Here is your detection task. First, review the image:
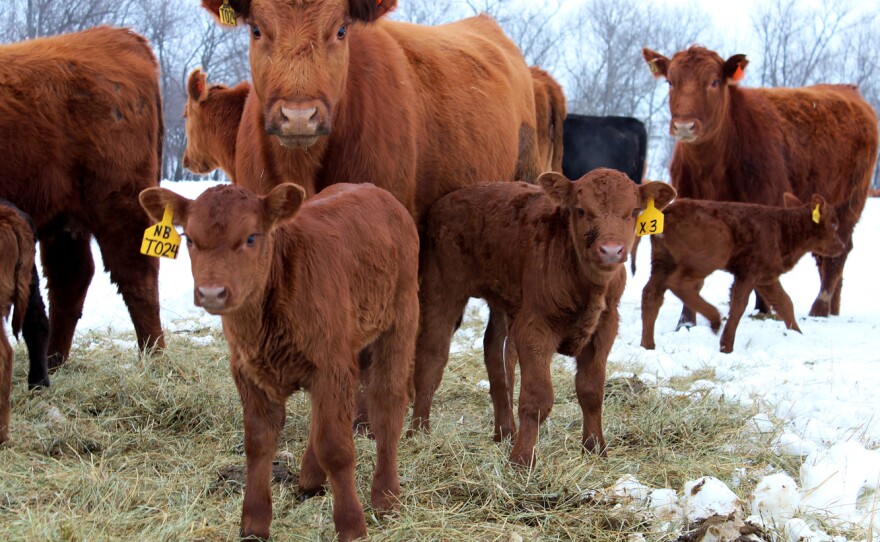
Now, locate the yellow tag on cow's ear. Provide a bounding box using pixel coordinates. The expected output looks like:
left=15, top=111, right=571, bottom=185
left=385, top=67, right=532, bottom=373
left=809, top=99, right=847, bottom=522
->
left=812, top=204, right=821, bottom=224
left=141, top=205, right=181, bottom=259
left=219, top=0, right=237, bottom=27
left=637, top=198, right=665, bottom=237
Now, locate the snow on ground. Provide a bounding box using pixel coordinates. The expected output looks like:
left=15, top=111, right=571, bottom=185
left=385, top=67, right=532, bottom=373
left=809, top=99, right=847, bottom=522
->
left=7, top=181, right=879, bottom=539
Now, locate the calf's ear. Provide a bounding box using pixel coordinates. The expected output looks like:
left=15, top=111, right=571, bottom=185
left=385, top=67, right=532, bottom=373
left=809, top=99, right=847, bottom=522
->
left=639, top=181, right=676, bottom=210
left=263, top=183, right=306, bottom=228
left=538, top=171, right=573, bottom=206
left=783, top=193, right=803, bottom=208
left=139, top=188, right=191, bottom=227
left=810, top=194, right=830, bottom=220
left=187, top=69, right=209, bottom=103
left=643, top=48, right=670, bottom=79
left=201, top=0, right=250, bottom=24
left=349, top=0, right=397, bottom=22
left=723, top=54, right=748, bottom=85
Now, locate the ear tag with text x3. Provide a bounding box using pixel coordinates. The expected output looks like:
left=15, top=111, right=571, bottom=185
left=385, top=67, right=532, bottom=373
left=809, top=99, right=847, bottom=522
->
left=141, top=205, right=181, bottom=259
left=637, top=198, right=664, bottom=237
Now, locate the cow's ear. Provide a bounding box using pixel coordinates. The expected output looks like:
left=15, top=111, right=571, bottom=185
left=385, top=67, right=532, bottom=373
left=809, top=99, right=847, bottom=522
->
left=723, top=54, right=748, bottom=85
left=642, top=48, right=670, bottom=80
left=187, top=69, right=209, bottom=103
left=348, top=0, right=396, bottom=22
left=783, top=192, right=803, bottom=208
left=201, top=0, right=250, bottom=24
left=263, top=183, right=306, bottom=228
left=639, top=181, right=676, bottom=210
left=139, top=188, right=191, bottom=227
left=538, top=171, right=573, bottom=206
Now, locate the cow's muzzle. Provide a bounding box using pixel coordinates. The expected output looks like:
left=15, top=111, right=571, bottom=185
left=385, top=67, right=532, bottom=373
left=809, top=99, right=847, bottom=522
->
left=265, top=99, right=331, bottom=148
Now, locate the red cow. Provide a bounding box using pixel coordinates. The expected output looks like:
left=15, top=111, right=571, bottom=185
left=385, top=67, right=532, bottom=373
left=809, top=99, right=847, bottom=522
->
left=641, top=195, right=846, bottom=353
left=530, top=66, right=567, bottom=173
left=412, top=169, right=676, bottom=467
left=642, top=46, right=878, bottom=322
left=140, top=182, right=419, bottom=541
left=0, top=26, right=165, bottom=365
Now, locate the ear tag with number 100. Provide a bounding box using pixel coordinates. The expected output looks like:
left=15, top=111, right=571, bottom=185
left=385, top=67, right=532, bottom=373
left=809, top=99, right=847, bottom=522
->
left=637, top=198, right=664, bottom=237
left=219, top=0, right=237, bottom=26
left=141, top=205, right=181, bottom=259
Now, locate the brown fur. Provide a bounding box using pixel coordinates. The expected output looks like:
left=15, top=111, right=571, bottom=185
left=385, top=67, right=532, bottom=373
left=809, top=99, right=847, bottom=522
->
left=201, top=0, right=540, bottom=221
left=0, top=206, right=37, bottom=443
left=412, top=169, right=676, bottom=467
left=140, top=182, right=419, bottom=542
left=183, top=69, right=250, bottom=179
left=0, top=26, right=165, bottom=365
left=530, top=66, right=567, bottom=173
left=643, top=46, right=879, bottom=318
left=641, top=195, right=846, bottom=353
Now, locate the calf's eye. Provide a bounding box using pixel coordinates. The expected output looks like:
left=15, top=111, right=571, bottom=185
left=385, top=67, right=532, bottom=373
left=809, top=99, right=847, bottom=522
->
left=251, top=25, right=261, bottom=40
left=576, top=208, right=586, bottom=218
left=337, top=25, right=347, bottom=40
left=246, top=234, right=257, bottom=247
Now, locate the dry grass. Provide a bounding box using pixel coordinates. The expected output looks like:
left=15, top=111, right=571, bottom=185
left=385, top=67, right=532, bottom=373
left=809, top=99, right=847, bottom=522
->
left=0, top=314, right=792, bottom=542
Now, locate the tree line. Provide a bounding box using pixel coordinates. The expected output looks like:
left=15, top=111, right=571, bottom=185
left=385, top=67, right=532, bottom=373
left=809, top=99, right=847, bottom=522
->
left=2, top=0, right=878, bottom=184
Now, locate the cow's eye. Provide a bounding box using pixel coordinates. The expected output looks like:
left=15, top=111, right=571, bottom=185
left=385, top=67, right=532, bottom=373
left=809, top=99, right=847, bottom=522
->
left=251, top=25, right=261, bottom=40
left=710, top=79, right=719, bottom=88
left=832, top=221, right=839, bottom=231
left=337, top=24, right=347, bottom=40
left=184, top=235, right=193, bottom=248
left=246, top=234, right=257, bottom=247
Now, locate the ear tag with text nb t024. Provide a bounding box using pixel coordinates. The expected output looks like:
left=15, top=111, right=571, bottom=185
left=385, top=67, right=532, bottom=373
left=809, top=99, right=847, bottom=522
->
left=637, top=198, right=664, bottom=237
left=219, top=0, right=237, bottom=26
left=141, top=205, right=181, bottom=259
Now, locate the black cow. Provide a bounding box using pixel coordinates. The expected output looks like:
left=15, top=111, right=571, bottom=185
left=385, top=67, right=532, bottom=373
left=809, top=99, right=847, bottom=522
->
left=562, top=115, right=647, bottom=184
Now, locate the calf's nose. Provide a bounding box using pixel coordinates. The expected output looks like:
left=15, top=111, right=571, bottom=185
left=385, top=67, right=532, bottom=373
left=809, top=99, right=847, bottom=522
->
left=196, top=286, right=228, bottom=309
left=598, top=243, right=625, bottom=264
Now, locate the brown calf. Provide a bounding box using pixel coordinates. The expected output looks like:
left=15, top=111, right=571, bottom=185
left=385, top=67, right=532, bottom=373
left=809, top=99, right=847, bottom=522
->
left=641, top=195, right=846, bottom=354
left=182, top=69, right=250, bottom=180
left=412, top=169, right=676, bottom=466
left=140, top=183, right=419, bottom=542
left=0, top=203, right=43, bottom=443
left=530, top=66, right=567, bottom=173
left=0, top=26, right=165, bottom=366
left=643, top=46, right=878, bottom=321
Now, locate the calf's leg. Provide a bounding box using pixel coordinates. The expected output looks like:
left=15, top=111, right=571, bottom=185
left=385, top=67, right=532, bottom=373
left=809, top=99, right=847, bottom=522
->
left=509, top=321, right=556, bottom=468
left=640, top=270, right=669, bottom=350
left=667, top=270, right=721, bottom=332
left=0, top=331, right=12, bottom=444
left=483, top=308, right=516, bottom=441
left=756, top=280, right=801, bottom=333
left=720, top=277, right=756, bottom=353
left=23, top=265, right=50, bottom=389
left=577, top=307, right=619, bottom=456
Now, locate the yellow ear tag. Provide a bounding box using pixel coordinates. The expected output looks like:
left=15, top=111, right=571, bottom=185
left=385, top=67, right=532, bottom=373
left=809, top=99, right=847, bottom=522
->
left=141, top=205, right=181, bottom=259
left=219, top=0, right=237, bottom=27
left=637, top=198, right=665, bottom=237
left=812, top=204, right=821, bottom=224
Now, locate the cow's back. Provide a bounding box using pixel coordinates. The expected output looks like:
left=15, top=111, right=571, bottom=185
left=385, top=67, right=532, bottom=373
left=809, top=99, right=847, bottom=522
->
left=381, top=15, right=539, bottom=216
left=0, top=26, right=162, bottom=225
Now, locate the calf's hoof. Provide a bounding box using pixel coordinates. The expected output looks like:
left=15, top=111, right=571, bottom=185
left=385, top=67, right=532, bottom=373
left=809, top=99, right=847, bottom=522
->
left=809, top=301, right=830, bottom=318
left=508, top=448, right=536, bottom=468
left=297, top=485, right=327, bottom=502
left=239, top=528, right=270, bottom=541
left=675, top=320, right=696, bottom=331
left=582, top=436, right=607, bottom=457
left=640, top=340, right=655, bottom=350
left=493, top=424, right=516, bottom=443
left=719, top=343, right=733, bottom=354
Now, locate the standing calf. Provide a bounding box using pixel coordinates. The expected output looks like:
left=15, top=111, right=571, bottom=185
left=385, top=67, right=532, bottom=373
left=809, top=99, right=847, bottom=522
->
left=641, top=195, right=846, bottom=354
left=140, top=183, right=419, bottom=542
left=412, top=169, right=675, bottom=466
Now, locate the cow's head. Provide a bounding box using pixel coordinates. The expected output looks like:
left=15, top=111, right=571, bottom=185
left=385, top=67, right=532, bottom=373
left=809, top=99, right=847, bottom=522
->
left=538, top=169, right=676, bottom=272
left=783, top=193, right=846, bottom=257
left=201, top=0, right=396, bottom=149
left=139, top=183, right=305, bottom=314
left=643, top=46, right=748, bottom=143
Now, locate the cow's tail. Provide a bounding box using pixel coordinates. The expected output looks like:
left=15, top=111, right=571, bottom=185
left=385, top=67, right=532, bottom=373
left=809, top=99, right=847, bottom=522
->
left=548, top=82, right=566, bottom=173
left=155, top=83, right=165, bottom=184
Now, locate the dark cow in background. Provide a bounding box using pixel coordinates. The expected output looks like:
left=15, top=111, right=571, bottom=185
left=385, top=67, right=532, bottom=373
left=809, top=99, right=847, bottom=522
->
left=0, top=26, right=166, bottom=366
left=641, top=195, right=846, bottom=353
left=141, top=183, right=419, bottom=542
left=643, top=46, right=878, bottom=323
left=0, top=201, right=50, bottom=444
left=530, top=66, right=567, bottom=172
left=412, top=169, right=676, bottom=467
left=562, top=115, right=647, bottom=184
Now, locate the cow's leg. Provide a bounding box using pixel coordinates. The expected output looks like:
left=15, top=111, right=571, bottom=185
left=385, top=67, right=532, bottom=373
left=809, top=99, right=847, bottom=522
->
left=667, top=271, right=721, bottom=332
left=0, top=331, right=12, bottom=444
left=577, top=306, right=619, bottom=456
left=409, top=289, right=469, bottom=436
left=231, top=366, right=286, bottom=540
left=754, top=292, right=771, bottom=315
left=41, top=231, right=94, bottom=368
left=720, top=277, right=756, bottom=353
left=484, top=308, right=516, bottom=442
left=367, top=316, right=416, bottom=513
left=310, top=365, right=365, bottom=542
left=92, top=213, right=164, bottom=355
left=810, top=248, right=850, bottom=317
left=23, top=265, right=50, bottom=389
left=756, top=280, right=801, bottom=333
left=353, top=348, right=372, bottom=436
left=640, top=269, right=669, bottom=350
left=509, top=321, right=556, bottom=468
left=298, top=412, right=327, bottom=500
